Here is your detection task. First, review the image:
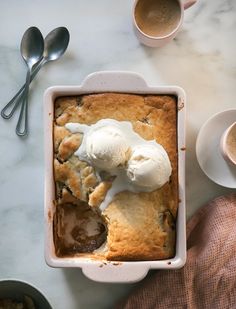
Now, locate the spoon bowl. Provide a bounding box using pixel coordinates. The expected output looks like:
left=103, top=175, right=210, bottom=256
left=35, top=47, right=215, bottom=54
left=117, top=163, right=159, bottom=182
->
left=43, top=27, right=70, bottom=62
left=21, top=27, right=44, bottom=68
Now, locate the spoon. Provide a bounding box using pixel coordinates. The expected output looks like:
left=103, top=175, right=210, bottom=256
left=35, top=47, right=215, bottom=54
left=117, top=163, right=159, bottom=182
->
left=1, top=27, right=70, bottom=119
left=15, top=27, right=44, bottom=136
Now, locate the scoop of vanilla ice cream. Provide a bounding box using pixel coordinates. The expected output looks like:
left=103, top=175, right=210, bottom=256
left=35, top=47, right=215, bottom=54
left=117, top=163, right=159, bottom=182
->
left=86, top=125, right=130, bottom=170
left=127, top=144, right=172, bottom=191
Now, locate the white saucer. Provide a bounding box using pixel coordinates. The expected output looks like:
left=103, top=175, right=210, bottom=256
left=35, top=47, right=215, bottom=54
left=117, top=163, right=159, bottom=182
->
left=196, top=109, right=236, bottom=188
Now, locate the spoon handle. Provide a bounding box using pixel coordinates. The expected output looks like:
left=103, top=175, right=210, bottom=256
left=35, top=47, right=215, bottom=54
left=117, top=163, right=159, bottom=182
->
left=15, top=69, right=31, bottom=136
left=0, top=58, right=44, bottom=119
left=1, top=85, right=25, bottom=119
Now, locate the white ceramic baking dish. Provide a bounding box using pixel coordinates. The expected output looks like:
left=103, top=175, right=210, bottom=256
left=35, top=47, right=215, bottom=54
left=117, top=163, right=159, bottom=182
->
left=44, top=71, right=186, bottom=283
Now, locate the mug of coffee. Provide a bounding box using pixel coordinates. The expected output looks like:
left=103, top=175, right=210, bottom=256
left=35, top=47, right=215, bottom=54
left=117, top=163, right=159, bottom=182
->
left=133, top=0, right=197, bottom=47
left=220, top=122, right=236, bottom=166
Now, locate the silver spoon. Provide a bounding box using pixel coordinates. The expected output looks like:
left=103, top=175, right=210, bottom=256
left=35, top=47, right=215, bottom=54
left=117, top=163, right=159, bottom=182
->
left=15, top=27, right=44, bottom=136
left=1, top=27, right=70, bottom=119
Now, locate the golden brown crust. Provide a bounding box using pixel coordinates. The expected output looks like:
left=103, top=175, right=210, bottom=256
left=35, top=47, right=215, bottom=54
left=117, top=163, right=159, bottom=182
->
left=104, top=191, right=175, bottom=260
left=53, top=93, right=178, bottom=261
left=89, top=181, right=113, bottom=207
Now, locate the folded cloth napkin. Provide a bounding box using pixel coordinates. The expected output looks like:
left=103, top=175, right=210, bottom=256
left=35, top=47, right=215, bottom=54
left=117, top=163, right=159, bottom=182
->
left=116, top=194, right=236, bottom=309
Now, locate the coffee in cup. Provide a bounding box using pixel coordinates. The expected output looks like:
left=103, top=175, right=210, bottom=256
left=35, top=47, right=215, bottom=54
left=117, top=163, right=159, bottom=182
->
left=221, top=122, right=236, bottom=165
left=133, top=0, right=197, bottom=47
left=135, top=0, right=181, bottom=38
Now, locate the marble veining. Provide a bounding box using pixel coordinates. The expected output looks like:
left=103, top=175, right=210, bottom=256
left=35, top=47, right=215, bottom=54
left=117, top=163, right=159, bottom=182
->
left=0, top=0, right=235, bottom=308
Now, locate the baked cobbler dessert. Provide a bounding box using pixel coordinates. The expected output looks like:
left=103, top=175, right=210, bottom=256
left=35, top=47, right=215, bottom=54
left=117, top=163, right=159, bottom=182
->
left=53, top=93, right=178, bottom=261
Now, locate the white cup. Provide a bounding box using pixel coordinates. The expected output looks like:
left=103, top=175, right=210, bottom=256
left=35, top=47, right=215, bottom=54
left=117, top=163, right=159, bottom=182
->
left=133, top=0, right=197, bottom=47
left=220, top=122, right=236, bottom=166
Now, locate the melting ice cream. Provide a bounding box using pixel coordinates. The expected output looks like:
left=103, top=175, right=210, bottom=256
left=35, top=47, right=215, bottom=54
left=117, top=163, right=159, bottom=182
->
left=66, top=119, right=172, bottom=211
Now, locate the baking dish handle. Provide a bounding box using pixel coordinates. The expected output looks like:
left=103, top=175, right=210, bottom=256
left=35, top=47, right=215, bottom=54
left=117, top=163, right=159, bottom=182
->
left=81, top=71, right=149, bottom=92
left=82, top=263, right=149, bottom=283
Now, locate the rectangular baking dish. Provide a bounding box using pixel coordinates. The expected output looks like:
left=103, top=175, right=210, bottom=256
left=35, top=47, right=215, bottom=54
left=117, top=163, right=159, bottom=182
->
left=44, top=71, right=186, bottom=283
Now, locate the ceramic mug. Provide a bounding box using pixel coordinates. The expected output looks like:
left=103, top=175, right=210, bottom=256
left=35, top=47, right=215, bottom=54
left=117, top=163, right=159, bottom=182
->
left=220, top=122, right=236, bottom=166
left=133, top=0, right=197, bottom=47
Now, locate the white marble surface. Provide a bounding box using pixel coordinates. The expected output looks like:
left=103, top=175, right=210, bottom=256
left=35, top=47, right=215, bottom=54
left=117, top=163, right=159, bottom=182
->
left=0, top=0, right=235, bottom=308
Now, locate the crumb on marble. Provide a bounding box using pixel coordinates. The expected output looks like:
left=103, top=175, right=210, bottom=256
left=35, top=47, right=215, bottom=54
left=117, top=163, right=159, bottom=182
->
left=178, top=101, right=184, bottom=111
left=112, top=262, right=122, bottom=266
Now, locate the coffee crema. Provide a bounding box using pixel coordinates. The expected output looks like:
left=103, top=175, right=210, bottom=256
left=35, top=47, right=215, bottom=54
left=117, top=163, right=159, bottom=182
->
left=135, top=0, right=181, bottom=37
